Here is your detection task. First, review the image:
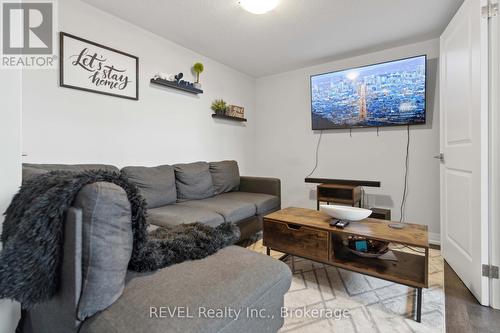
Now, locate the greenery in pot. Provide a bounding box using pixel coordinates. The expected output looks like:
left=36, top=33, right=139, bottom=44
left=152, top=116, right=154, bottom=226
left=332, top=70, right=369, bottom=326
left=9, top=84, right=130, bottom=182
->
left=211, top=99, right=228, bottom=115
left=193, top=62, right=204, bottom=83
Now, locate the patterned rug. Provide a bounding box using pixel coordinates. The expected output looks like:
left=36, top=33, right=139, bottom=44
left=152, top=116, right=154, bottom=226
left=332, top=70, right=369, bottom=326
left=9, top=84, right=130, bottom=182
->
left=244, top=238, right=444, bottom=333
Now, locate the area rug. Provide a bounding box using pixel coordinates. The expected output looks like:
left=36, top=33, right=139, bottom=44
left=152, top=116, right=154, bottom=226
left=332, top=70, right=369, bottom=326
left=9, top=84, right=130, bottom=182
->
left=245, top=238, right=444, bottom=332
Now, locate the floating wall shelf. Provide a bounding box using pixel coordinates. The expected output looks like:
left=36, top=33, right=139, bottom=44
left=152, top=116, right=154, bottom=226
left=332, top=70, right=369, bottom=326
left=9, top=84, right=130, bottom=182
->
left=150, top=78, right=203, bottom=94
left=212, top=114, right=247, bottom=122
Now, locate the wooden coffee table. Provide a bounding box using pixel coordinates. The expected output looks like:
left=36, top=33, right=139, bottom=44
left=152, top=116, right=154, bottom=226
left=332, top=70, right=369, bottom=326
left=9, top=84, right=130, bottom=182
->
left=263, top=207, right=429, bottom=322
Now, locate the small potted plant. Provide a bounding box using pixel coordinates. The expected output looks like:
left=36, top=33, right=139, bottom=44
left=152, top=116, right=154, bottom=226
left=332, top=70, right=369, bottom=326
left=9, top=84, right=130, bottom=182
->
left=192, top=62, right=204, bottom=89
left=211, top=99, right=228, bottom=116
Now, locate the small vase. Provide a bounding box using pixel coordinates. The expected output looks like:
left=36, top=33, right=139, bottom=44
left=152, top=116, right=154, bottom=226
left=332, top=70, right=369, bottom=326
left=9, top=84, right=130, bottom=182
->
left=193, top=82, right=202, bottom=89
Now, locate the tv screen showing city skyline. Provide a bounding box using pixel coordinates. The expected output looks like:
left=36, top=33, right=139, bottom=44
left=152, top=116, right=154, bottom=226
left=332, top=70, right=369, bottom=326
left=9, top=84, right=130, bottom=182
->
left=310, top=55, right=426, bottom=129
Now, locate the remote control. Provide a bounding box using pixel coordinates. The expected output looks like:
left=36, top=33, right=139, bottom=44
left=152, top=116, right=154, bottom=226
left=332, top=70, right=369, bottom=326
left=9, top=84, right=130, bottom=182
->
left=329, top=219, right=350, bottom=228
left=329, top=219, right=340, bottom=227
left=335, top=220, right=350, bottom=228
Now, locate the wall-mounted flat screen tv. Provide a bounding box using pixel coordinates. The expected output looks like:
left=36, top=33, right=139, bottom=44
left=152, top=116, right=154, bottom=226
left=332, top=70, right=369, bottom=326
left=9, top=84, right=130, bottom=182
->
left=310, top=55, right=426, bottom=130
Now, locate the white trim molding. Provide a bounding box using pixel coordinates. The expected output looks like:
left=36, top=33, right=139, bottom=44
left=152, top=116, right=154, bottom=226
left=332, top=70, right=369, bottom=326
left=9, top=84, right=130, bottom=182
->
left=488, top=0, right=500, bottom=310
left=429, top=232, right=441, bottom=247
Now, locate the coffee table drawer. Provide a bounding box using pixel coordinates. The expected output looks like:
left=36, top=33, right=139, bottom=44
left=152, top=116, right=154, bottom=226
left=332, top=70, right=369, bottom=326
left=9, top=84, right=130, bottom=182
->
left=263, top=219, right=329, bottom=261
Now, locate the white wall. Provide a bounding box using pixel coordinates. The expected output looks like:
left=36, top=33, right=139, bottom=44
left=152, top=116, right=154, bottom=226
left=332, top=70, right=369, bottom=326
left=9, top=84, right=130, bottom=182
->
left=253, top=39, right=441, bottom=243
left=0, top=69, right=22, bottom=332
left=22, top=0, right=256, bottom=173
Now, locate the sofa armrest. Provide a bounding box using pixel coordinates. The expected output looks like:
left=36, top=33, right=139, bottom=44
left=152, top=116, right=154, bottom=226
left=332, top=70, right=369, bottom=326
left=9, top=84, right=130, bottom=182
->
left=20, top=207, right=83, bottom=333
left=239, top=176, right=281, bottom=199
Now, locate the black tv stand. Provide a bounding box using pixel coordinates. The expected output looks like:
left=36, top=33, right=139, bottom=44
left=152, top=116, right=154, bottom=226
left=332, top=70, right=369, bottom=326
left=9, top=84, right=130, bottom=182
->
left=305, top=178, right=381, bottom=188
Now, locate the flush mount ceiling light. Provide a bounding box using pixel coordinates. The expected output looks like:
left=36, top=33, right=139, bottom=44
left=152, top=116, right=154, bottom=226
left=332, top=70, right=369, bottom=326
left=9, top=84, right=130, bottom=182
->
left=239, top=0, right=279, bottom=14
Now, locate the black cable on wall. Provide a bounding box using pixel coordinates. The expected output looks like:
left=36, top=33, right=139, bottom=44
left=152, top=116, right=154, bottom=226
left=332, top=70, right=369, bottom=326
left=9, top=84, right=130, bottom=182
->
left=305, top=130, right=323, bottom=178
left=400, top=125, right=410, bottom=222
left=306, top=126, right=411, bottom=224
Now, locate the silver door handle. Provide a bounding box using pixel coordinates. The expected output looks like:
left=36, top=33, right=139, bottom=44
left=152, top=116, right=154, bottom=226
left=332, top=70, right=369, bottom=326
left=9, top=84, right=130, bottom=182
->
left=433, top=153, right=444, bottom=162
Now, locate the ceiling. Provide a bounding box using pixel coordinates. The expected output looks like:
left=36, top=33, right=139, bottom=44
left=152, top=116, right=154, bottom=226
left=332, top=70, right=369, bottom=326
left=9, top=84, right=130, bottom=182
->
left=82, top=0, right=463, bottom=77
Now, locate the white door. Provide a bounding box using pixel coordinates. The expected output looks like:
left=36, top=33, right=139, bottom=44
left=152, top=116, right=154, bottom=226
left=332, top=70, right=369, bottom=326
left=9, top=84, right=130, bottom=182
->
left=440, top=0, right=489, bottom=304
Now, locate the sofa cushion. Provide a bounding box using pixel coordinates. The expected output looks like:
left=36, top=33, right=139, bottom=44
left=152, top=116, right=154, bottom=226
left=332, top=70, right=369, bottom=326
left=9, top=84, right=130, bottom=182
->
left=73, top=182, right=133, bottom=321
left=218, top=192, right=280, bottom=214
left=147, top=204, right=225, bottom=228
left=174, top=162, right=214, bottom=201
left=209, top=160, right=240, bottom=194
left=80, top=246, right=292, bottom=333
left=23, top=163, right=119, bottom=173
left=178, top=196, right=256, bottom=223
left=121, top=165, right=176, bottom=209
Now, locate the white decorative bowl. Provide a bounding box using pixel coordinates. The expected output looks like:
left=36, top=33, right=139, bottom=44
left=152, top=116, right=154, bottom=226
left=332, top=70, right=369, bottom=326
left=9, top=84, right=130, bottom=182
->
left=320, top=205, right=372, bottom=221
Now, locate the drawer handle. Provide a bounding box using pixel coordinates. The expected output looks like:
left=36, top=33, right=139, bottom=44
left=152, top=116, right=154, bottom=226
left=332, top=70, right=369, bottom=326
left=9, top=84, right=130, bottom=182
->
left=286, top=223, right=302, bottom=230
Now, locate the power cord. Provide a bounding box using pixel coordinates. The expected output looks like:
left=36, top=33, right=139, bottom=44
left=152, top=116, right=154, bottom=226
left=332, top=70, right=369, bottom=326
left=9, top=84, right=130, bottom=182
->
left=303, top=125, right=423, bottom=254
left=305, top=130, right=323, bottom=178
left=360, top=187, right=364, bottom=208
left=399, top=125, right=410, bottom=223
left=361, top=186, right=367, bottom=208
left=395, top=125, right=426, bottom=253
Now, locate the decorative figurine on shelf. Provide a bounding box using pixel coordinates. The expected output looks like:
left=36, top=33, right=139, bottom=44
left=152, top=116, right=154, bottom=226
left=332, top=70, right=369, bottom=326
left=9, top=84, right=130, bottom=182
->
left=178, top=79, right=194, bottom=88
left=153, top=72, right=166, bottom=80
left=192, top=62, right=204, bottom=90
left=211, top=99, right=228, bottom=116
left=227, top=105, right=245, bottom=119
left=153, top=71, right=201, bottom=91
left=154, top=73, right=176, bottom=82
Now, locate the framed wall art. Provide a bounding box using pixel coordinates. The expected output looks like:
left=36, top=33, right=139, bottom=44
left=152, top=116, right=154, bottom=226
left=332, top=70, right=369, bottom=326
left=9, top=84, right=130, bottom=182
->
left=59, top=32, right=139, bottom=100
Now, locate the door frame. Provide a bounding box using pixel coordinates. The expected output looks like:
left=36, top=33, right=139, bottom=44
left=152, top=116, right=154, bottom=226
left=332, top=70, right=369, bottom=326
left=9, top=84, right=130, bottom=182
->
left=479, top=0, right=491, bottom=307
left=489, top=0, right=500, bottom=310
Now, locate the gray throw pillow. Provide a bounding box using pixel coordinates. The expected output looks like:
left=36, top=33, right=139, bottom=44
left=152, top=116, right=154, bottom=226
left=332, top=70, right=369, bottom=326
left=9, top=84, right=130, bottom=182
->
left=209, top=160, right=240, bottom=194
left=121, top=165, right=177, bottom=208
left=74, top=182, right=133, bottom=321
left=174, top=162, right=215, bottom=201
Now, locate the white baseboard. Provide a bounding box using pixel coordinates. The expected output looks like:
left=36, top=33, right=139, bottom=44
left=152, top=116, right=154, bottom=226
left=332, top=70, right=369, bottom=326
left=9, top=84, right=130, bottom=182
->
left=428, top=232, right=441, bottom=246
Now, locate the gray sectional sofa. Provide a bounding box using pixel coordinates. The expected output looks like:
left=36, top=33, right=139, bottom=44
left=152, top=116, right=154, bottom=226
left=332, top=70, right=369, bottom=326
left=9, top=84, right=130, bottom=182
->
left=23, top=161, right=281, bottom=240
left=19, top=161, right=291, bottom=333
